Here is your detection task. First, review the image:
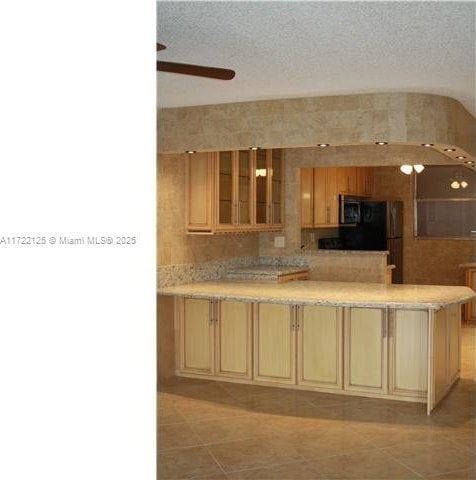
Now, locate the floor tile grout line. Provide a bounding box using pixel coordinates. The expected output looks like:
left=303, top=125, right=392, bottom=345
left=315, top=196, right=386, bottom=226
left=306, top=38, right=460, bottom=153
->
left=425, top=466, right=476, bottom=478
left=374, top=446, right=427, bottom=479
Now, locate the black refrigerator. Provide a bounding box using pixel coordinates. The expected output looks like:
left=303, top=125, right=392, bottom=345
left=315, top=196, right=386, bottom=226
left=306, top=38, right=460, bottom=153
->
left=340, top=201, right=404, bottom=283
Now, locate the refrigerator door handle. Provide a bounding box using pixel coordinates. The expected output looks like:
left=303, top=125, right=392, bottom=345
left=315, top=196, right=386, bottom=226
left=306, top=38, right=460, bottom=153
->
left=389, top=204, right=395, bottom=238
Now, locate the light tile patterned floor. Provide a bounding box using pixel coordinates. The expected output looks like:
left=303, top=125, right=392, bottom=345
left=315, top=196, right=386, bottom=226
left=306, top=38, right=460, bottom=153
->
left=158, top=326, right=476, bottom=479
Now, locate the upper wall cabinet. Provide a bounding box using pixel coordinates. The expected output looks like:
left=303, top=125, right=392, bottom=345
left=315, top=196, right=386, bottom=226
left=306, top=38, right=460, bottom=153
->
left=301, top=167, right=339, bottom=228
left=186, top=149, right=284, bottom=234
left=301, top=166, right=373, bottom=228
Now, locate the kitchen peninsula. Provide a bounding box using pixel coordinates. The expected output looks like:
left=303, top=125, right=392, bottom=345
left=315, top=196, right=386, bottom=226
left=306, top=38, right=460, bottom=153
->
left=158, top=280, right=474, bottom=415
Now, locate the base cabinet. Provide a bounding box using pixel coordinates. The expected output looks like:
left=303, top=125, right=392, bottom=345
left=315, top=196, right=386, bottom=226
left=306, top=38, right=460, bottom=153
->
left=297, top=305, right=343, bottom=389
left=429, top=304, right=461, bottom=410
left=464, top=268, right=476, bottom=322
left=344, top=308, right=388, bottom=394
left=388, top=310, right=428, bottom=398
left=253, top=303, right=296, bottom=384
left=174, top=297, right=459, bottom=413
left=177, top=297, right=252, bottom=380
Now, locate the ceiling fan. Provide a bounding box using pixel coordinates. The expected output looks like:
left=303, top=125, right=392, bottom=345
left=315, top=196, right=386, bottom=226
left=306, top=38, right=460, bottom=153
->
left=156, top=43, right=235, bottom=80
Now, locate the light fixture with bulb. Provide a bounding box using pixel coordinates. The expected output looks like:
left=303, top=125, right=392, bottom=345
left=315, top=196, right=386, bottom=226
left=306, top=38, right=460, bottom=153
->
left=375, top=141, right=387, bottom=145
left=450, top=172, right=469, bottom=189
left=249, top=146, right=260, bottom=151
left=185, top=150, right=196, bottom=154
left=400, top=164, right=425, bottom=175
left=317, top=143, right=329, bottom=148
left=444, top=148, right=456, bottom=152
left=422, top=143, right=433, bottom=147
left=456, top=156, right=466, bottom=160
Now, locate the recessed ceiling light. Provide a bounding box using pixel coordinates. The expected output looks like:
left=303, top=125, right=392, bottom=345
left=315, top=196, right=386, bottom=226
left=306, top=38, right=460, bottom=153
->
left=444, top=148, right=456, bottom=152
left=185, top=150, right=196, bottom=154
left=317, top=143, right=329, bottom=148
left=249, top=146, right=260, bottom=150
left=465, top=160, right=474, bottom=164
left=456, top=156, right=466, bottom=160
left=413, top=164, right=425, bottom=173
left=375, top=142, right=388, bottom=145
left=422, top=143, right=434, bottom=147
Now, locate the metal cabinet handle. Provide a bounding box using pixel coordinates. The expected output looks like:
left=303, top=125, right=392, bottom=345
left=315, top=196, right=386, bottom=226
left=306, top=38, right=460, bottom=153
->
left=209, top=301, right=214, bottom=325
left=382, top=315, right=387, bottom=338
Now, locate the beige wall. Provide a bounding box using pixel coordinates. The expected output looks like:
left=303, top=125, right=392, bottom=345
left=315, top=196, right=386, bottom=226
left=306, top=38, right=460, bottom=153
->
left=158, top=147, right=474, bottom=286
left=372, top=167, right=475, bottom=286
left=159, top=93, right=475, bottom=158
left=157, top=153, right=259, bottom=268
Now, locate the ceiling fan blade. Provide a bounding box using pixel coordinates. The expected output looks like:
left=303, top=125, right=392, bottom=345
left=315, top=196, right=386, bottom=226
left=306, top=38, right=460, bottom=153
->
left=157, top=61, right=235, bottom=80
left=156, top=43, right=166, bottom=51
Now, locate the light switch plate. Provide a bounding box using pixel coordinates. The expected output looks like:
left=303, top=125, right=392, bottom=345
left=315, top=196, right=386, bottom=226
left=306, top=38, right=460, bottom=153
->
left=274, top=236, right=285, bottom=248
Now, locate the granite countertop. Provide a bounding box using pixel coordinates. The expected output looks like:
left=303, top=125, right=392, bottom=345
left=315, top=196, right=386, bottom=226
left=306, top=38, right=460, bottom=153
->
left=224, top=265, right=309, bottom=281
left=158, top=280, right=475, bottom=310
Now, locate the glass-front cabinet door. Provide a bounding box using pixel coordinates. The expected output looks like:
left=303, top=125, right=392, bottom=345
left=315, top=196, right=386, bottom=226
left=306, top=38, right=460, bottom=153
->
left=217, top=151, right=234, bottom=226
left=255, top=149, right=269, bottom=225
left=270, top=149, right=283, bottom=226
left=237, top=150, right=252, bottom=227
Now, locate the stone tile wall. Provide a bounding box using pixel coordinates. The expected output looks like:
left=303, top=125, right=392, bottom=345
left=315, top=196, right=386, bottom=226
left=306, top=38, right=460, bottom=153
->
left=159, top=93, right=475, bottom=157
left=372, top=167, right=475, bottom=286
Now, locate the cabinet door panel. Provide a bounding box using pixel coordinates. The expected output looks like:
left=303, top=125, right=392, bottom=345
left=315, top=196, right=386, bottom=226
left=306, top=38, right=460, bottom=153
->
left=389, top=310, right=428, bottom=397
left=433, top=308, right=448, bottom=402
left=181, top=298, right=214, bottom=375
left=300, top=168, right=314, bottom=228
left=254, top=303, right=295, bottom=384
left=326, top=167, right=339, bottom=225
left=345, top=307, right=387, bottom=393
left=270, top=149, right=283, bottom=225
left=187, top=152, right=213, bottom=230
left=217, top=151, right=234, bottom=226
left=313, top=169, right=327, bottom=225
left=216, top=301, right=252, bottom=379
left=255, top=150, right=268, bottom=225
left=298, top=306, right=343, bottom=389
left=237, top=150, right=252, bottom=226
left=447, top=304, right=460, bottom=385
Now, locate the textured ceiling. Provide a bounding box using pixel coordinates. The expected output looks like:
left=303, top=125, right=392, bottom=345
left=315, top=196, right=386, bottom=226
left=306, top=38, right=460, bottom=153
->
left=157, top=1, right=476, bottom=116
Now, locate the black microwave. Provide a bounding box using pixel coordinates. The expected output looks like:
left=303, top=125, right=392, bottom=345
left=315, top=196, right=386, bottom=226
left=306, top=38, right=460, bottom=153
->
left=339, top=195, right=362, bottom=224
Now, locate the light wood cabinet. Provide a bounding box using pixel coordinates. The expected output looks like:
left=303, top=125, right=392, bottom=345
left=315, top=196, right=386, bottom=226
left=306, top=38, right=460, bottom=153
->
left=297, top=306, right=343, bottom=389
left=173, top=297, right=461, bottom=413
left=344, top=307, right=388, bottom=394
left=430, top=304, right=461, bottom=408
left=464, top=268, right=476, bottom=322
left=338, top=167, right=357, bottom=195
left=216, top=150, right=253, bottom=229
left=187, top=149, right=283, bottom=233
left=300, top=168, right=314, bottom=228
left=179, top=298, right=215, bottom=375
left=253, top=303, right=296, bottom=384
left=177, top=297, right=252, bottom=380
left=388, top=309, right=428, bottom=398
left=300, top=167, right=339, bottom=228
left=255, top=149, right=284, bottom=229
left=300, top=166, right=373, bottom=228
